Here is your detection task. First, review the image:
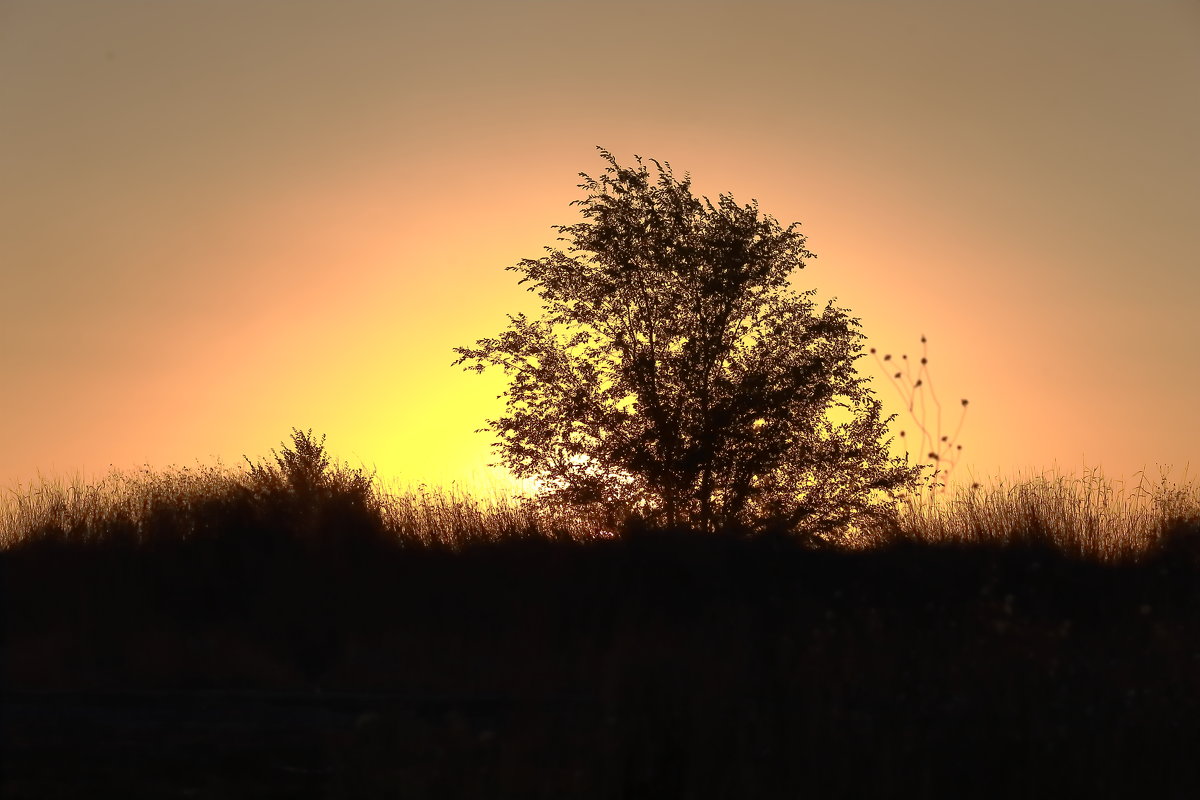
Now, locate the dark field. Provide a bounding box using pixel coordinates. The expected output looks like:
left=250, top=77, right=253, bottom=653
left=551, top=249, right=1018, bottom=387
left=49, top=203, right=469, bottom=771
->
left=6, top=517, right=1200, bottom=798
left=3, top=454, right=1200, bottom=798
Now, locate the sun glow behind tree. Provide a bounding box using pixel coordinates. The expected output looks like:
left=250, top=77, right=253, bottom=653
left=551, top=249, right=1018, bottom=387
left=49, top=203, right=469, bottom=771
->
left=455, top=150, right=923, bottom=535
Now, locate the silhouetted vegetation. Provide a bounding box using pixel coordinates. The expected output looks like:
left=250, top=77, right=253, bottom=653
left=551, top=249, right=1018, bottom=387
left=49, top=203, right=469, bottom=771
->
left=454, top=149, right=921, bottom=536
left=870, top=335, right=970, bottom=492
left=3, top=431, right=1200, bottom=797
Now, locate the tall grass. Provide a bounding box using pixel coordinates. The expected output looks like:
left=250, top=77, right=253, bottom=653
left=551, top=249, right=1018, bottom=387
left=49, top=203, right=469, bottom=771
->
left=5, top=461, right=1198, bottom=564
left=874, top=464, right=1200, bottom=562
left=373, top=480, right=605, bottom=547
left=4, top=428, right=1198, bottom=562
left=0, top=430, right=604, bottom=552
left=0, top=465, right=238, bottom=549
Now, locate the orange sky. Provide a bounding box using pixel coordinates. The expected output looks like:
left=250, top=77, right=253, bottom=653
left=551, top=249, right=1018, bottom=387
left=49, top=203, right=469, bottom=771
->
left=2, top=0, right=1198, bottom=495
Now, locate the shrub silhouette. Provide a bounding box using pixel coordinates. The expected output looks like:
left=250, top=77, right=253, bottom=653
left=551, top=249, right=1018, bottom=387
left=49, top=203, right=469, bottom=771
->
left=241, top=427, right=380, bottom=545
left=244, top=427, right=374, bottom=503
left=455, top=149, right=922, bottom=537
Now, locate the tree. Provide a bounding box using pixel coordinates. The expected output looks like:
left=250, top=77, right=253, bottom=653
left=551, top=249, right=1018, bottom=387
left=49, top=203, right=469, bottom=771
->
left=453, top=149, right=923, bottom=538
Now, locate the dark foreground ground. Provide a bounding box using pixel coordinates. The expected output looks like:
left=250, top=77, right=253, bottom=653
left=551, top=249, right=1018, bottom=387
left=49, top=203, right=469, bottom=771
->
left=5, top=521, right=1200, bottom=798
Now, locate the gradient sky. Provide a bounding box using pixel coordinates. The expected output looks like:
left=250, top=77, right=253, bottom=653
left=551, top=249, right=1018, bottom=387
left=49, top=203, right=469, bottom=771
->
left=3, top=0, right=1197, bottom=495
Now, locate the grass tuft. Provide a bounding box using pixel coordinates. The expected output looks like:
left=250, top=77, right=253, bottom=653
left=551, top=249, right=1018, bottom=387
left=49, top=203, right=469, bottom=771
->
left=872, top=464, right=1200, bottom=562
left=1, top=430, right=605, bottom=555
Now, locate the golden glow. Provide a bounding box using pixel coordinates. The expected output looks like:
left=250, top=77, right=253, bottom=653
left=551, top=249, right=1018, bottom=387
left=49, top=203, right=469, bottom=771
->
left=3, top=1, right=1198, bottom=495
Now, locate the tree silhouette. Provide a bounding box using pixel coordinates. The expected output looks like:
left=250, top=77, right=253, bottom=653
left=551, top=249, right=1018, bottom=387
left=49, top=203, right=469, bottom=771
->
left=454, top=149, right=922, bottom=537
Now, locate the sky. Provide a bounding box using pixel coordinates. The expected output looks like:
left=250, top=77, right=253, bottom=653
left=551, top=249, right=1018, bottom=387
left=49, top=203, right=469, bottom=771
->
left=2, top=0, right=1198, bottom=496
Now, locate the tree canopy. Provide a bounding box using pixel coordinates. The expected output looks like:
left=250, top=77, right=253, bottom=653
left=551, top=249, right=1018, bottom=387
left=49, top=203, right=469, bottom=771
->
left=453, top=149, right=922, bottom=537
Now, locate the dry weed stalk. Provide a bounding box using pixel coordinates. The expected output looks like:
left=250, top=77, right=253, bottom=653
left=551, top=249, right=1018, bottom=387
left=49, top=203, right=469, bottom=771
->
left=870, top=335, right=969, bottom=495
